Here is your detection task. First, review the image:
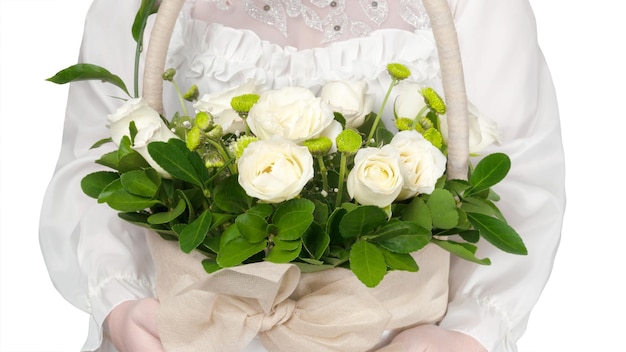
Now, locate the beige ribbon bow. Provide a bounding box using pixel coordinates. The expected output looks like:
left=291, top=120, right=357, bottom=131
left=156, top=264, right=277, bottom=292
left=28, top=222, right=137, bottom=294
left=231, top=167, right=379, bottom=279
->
left=146, top=232, right=450, bottom=352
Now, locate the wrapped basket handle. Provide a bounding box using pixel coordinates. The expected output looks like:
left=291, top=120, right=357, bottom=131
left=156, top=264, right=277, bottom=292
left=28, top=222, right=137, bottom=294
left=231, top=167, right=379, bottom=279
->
left=142, top=0, right=469, bottom=180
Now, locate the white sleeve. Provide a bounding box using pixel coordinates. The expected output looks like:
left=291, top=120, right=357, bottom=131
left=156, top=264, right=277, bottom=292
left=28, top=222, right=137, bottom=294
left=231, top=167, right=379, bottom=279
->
left=39, top=0, right=156, bottom=350
left=438, top=0, right=566, bottom=351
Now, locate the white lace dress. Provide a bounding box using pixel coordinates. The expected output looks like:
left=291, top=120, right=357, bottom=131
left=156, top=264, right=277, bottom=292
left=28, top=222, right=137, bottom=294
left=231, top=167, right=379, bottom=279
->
left=39, top=0, right=566, bottom=351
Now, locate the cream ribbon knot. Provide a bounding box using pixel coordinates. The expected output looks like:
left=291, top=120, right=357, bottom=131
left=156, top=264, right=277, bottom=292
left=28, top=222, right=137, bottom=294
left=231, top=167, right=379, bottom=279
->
left=156, top=261, right=392, bottom=352
left=146, top=232, right=450, bottom=352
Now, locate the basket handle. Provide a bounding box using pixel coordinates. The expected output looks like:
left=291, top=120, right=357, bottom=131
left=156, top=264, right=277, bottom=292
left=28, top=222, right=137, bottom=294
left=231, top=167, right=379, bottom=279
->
left=142, top=0, right=469, bottom=180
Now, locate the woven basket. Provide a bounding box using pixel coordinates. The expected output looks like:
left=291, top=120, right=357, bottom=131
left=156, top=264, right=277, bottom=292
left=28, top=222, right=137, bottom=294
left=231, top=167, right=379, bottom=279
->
left=141, top=1, right=470, bottom=351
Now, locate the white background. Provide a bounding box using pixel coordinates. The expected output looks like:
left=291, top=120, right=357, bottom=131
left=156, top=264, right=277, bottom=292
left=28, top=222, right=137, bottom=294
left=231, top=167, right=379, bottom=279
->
left=1, top=0, right=624, bottom=351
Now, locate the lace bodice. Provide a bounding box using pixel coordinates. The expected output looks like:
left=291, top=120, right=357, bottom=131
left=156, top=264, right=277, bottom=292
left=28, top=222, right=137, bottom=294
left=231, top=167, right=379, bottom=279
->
left=191, top=0, right=430, bottom=49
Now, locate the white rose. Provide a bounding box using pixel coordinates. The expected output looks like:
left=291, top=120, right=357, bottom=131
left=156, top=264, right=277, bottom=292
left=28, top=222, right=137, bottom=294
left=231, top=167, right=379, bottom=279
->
left=247, top=87, right=334, bottom=142
left=193, top=80, right=258, bottom=134
left=393, top=81, right=428, bottom=119
left=107, top=98, right=178, bottom=176
left=237, top=136, right=314, bottom=203
left=320, top=80, right=375, bottom=129
left=440, top=102, right=502, bottom=154
left=347, top=145, right=404, bottom=208
left=390, top=130, right=447, bottom=200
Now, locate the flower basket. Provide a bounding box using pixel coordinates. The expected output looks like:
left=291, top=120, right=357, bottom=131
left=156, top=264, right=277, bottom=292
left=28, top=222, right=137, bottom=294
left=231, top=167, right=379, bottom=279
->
left=139, top=0, right=467, bottom=351
left=47, top=0, right=527, bottom=350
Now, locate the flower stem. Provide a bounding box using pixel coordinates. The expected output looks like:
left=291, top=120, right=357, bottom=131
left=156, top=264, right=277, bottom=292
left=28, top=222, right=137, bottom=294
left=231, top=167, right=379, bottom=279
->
left=316, top=155, right=329, bottom=192
left=366, top=78, right=398, bottom=145
left=335, top=153, right=348, bottom=208
left=206, top=139, right=237, bottom=174
left=172, top=80, right=189, bottom=117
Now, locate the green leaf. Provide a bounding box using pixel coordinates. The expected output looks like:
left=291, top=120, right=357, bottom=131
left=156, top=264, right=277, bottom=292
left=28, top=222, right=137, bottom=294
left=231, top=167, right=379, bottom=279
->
left=432, top=239, right=491, bottom=265
left=120, top=169, right=161, bottom=197
left=217, top=237, right=267, bottom=267
left=375, top=128, right=394, bottom=145
left=219, top=225, right=243, bottom=250
left=96, top=151, right=120, bottom=170
left=98, top=179, right=160, bottom=211
left=202, top=259, right=222, bottom=274
left=273, top=237, right=303, bottom=251
left=132, top=0, right=159, bottom=42
left=339, top=206, right=388, bottom=239
left=236, top=213, right=268, bottom=243
left=445, top=179, right=471, bottom=197
left=47, top=63, right=130, bottom=96
left=467, top=153, right=511, bottom=196
left=349, top=241, right=387, bottom=288
left=400, top=197, right=432, bottom=230
left=467, top=212, right=527, bottom=255
left=326, top=208, right=347, bottom=242
left=372, top=222, right=431, bottom=254
left=128, top=121, right=139, bottom=145
left=81, top=171, right=119, bottom=199
left=458, top=230, right=480, bottom=243
left=118, top=212, right=151, bottom=228
left=302, top=222, right=330, bottom=260
left=461, top=197, right=505, bottom=222
left=117, top=137, right=151, bottom=173
left=179, top=210, right=212, bottom=253
left=90, top=138, right=113, bottom=149
left=312, top=199, right=329, bottom=224
left=273, top=198, right=315, bottom=240
left=247, top=204, right=274, bottom=218
left=147, top=139, right=205, bottom=187
left=209, top=213, right=235, bottom=231
left=427, top=189, right=459, bottom=229
left=203, top=235, right=221, bottom=254
left=147, top=198, right=186, bottom=224
left=214, top=175, right=252, bottom=213
left=379, top=247, right=419, bottom=272
left=266, top=241, right=302, bottom=263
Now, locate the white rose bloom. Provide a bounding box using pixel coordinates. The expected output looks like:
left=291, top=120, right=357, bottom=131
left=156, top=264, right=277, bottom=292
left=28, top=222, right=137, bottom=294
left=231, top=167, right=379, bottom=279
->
left=440, top=102, right=502, bottom=154
left=193, top=80, right=258, bottom=134
left=390, top=130, right=447, bottom=200
left=320, top=80, right=374, bottom=129
left=107, top=98, right=178, bottom=176
left=247, top=87, right=334, bottom=142
left=347, top=145, right=404, bottom=208
left=237, top=136, right=314, bottom=203
left=393, top=81, right=428, bottom=119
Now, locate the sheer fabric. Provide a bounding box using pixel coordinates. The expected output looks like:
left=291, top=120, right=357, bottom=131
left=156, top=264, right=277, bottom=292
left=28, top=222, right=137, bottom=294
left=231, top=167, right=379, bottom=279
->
left=39, top=0, right=565, bottom=351
left=191, top=0, right=429, bottom=49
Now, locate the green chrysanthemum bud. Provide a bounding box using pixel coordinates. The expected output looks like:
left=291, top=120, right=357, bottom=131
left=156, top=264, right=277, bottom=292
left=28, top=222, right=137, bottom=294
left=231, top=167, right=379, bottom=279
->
left=420, top=87, right=446, bottom=114
left=387, top=63, right=411, bottom=81
left=303, top=137, right=333, bottom=156
left=422, top=127, right=444, bottom=150
left=231, top=94, right=260, bottom=115
left=418, top=116, right=434, bottom=131
left=194, top=111, right=213, bottom=131
left=184, top=85, right=199, bottom=102
left=336, top=129, right=362, bottom=154
left=395, top=118, right=414, bottom=131
left=230, top=135, right=258, bottom=159
left=162, top=68, right=176, bottom=82
left=205, top=124, right=224, bottom=141
left=204, top=151, right=225, bottom=168
left=186, top=126, right=203, bottom=151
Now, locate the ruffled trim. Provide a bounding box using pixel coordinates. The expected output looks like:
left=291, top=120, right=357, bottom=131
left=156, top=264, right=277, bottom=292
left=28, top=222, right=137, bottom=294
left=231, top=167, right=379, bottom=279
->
left=167, top=12, right=441, bottom=96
